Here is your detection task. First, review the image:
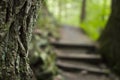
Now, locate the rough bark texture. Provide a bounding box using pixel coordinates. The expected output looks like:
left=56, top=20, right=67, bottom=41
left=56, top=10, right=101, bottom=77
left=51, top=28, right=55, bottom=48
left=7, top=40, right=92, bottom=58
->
left=0, top=0, right=40, bottom=80
left=99, top=0, right=120, bottom=75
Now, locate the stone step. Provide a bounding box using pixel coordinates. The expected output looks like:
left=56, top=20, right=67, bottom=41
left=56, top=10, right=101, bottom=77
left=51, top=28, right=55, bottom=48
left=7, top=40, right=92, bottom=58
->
left=55, top=49, right=101, bottom=61
left=60, top=71, right=114, bottom=80
left=51, top=42, right=97, bottom=52
left=56, top=60, right=110, bottom=75
left=55, top=48, right=94, bottom=55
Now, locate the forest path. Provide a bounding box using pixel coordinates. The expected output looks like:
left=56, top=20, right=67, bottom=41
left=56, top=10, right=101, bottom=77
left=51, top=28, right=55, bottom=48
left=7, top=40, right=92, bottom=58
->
left=51, top=25, right=118, bottom=80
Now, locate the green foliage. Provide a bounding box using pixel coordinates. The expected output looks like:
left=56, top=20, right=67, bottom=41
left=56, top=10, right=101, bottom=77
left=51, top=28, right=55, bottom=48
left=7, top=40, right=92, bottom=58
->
left=29, top=1, right=60, bottom=79
left=81, top=0, right=111, bottom=40
left=30, top=34, right=58, bottom=72
left=29, top=32, right=58, bottom=80
left=47, top=0, right=81, bottom=27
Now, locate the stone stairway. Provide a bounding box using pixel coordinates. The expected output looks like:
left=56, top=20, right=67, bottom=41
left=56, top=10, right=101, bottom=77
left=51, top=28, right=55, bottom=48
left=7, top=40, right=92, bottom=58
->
left=51, top=25, right=118, bottom=80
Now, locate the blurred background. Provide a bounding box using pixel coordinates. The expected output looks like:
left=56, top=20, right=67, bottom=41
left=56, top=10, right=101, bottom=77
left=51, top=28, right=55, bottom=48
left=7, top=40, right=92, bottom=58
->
left=29, top=0, right=113, bottom=80
left=47, top=0, right=111, bottom=40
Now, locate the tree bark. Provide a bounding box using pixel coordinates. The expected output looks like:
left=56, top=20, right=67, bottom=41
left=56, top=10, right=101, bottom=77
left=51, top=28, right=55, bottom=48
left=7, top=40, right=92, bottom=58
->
left=99, top=0, right=120, bottom=74
left=0, top=0, right=40, bottom=80
left=80, top=0, right=86, bottom=22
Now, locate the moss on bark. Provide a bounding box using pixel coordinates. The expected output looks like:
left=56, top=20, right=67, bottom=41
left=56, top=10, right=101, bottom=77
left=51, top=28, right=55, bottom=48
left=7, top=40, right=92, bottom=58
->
left=0, top=0, right=40, bottom=80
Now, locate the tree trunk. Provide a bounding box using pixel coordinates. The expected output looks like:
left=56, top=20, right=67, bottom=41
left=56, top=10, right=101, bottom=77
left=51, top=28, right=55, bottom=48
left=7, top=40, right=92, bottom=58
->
left=0, top=0, right=40, bottom=80
left=99, top=0, right=120, bottom=74
left=80, top=0, right=86, bottom=22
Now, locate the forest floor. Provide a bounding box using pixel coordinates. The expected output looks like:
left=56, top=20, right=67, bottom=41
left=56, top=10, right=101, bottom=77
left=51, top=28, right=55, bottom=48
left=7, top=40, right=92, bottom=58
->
left=51, top=25, right=119, bottom=80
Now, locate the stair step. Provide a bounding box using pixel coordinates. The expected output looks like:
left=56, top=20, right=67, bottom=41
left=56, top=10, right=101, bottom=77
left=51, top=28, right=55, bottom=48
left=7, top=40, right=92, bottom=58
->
left=51, top=42, right=97, bottom=52
left=55, top=48, right=93, bottom=55
left=57, top=53, right=101, bottom=61
left=54, top=46, right=96, bottom=53
left=56, top=60, right=110, bottom=75
left=60, top=71, right=112, bottom=80
left=55, top=49, right=101, bottom=60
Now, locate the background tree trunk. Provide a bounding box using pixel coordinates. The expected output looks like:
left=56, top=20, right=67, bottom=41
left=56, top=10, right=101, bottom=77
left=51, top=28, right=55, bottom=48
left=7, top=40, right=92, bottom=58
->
left=80, top=0, right=86, bottom=22
left=99, top=0, right=120, bottom=74
left=0, top=0, right=40, bottom=80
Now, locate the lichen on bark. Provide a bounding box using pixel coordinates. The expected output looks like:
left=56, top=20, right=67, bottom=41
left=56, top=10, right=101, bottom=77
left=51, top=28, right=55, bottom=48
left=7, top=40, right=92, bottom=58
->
left=0, top=0, right=40, bottom=80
